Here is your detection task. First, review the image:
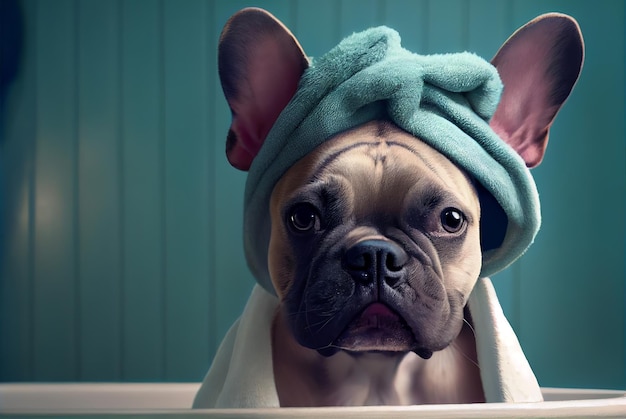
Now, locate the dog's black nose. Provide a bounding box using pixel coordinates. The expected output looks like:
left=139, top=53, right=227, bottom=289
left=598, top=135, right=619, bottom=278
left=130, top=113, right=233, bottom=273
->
left=343, top=239, right=408, bottom=287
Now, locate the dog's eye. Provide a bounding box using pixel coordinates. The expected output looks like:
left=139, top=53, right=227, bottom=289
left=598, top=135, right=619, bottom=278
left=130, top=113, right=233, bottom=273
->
left=289, top=204, right=319, bottom=232
left=441, top=208, right=465, bottom=233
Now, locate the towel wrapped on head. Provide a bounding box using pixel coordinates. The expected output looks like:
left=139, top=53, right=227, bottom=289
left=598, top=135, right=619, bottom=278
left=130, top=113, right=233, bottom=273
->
left=243, top=25, right=539, bottom=296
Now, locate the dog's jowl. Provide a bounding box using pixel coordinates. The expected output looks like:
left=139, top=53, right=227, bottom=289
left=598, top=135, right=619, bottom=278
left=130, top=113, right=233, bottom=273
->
left=193, top=8, right=584, bottom=408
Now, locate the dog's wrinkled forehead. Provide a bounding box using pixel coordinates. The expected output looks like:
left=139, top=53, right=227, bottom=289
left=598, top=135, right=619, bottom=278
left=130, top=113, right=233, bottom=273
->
left=297, top=122, right=479, bottom=211
left=271, top=123, right=482, bottom=242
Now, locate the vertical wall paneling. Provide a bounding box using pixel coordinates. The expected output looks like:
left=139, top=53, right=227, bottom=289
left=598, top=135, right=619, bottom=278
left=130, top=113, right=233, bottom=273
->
left=293, top=0, right=340, bottom=57
left=426, top=0, right=468, bottom=53
left=211, top=0, right=257, bottom=349
left=120, top=0, right=165, bottom=382
left=0, top=0, right=623, bottom=389
left=379, top=0, right=428, bottom=53
left=162, top=0, right=211, bottom=381
left=339, top=0, right=381, bottom=36
left=0, top=0, right=37, bottom=382
left=465, top=0, right=511, bottom=57
left=32, top=0, right=79, bottom=380
left=511, top=0, right=626, bottom=390
left=77, top=0, right=122, bottom=381
left=204, top=0, right=217, bottom=374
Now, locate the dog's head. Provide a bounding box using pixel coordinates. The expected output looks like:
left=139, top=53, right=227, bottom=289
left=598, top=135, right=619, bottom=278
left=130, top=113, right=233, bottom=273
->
left=268, top=121, right=483, bottom=358
left=218, top=8, right=583, bottom=357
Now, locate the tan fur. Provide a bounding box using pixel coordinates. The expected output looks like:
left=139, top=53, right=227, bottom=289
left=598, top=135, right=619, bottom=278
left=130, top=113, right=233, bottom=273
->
left=268, top=122, right=485, bottom=406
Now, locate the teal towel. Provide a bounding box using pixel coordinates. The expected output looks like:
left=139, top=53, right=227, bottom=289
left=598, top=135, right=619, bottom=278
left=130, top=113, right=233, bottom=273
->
left=244, top=27, right=540, bottom=295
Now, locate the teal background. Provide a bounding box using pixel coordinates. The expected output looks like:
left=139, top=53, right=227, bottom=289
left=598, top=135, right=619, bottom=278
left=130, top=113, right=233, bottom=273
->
left=0, top=0, right=624, bottom=390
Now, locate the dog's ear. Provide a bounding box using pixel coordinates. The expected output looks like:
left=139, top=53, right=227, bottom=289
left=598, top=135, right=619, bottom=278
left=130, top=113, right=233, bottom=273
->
left=219, top=8, right=309, bottom=171
left=490, top=13, right=584, bottom=168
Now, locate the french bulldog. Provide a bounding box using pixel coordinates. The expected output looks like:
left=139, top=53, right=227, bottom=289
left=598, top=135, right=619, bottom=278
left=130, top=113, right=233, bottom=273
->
left=216, top=8, right=583, bottom=406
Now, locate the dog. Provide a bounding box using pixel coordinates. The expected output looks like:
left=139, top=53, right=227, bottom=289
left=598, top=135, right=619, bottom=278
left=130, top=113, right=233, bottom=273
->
left=201, top=8, right=583, bottom=407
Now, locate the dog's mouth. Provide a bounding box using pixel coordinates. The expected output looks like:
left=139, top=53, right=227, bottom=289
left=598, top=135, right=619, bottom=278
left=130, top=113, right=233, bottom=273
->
left=329, top=302, right=424, bottom=356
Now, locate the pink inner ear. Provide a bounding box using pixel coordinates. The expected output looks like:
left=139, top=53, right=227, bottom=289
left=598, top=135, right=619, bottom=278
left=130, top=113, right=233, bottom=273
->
left=490, top=31, right=558, bottom=168
left=248, top=40, right=305, bottom=145
left=219, top=9, right=308, bottom=171
left=489, top=103, right=556, bottom=168
left=490, top=14, right=584, bottom=168
left=226, top=41, right=305, bottom=170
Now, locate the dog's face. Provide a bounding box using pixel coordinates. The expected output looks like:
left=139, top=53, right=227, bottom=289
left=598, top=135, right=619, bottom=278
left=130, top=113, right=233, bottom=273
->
left=269, top=121, right=482, bottom=358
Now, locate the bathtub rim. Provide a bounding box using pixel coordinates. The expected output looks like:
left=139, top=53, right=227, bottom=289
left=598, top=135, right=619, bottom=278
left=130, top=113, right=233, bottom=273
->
left=0, top=383, right=624, bottom=418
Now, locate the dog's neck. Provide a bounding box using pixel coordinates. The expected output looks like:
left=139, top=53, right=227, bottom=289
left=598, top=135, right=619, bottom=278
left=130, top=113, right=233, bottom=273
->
left=271, top=309, right=485, bottom=406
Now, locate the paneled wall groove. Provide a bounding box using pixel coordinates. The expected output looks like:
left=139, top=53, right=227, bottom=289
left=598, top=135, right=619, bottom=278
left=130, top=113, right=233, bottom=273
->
left=205, top=0, right=218, bottom=363
left=116, top=0, right=126, bottom=382
left=72, top=0, right=81, bottom=380
left=26, top=0, right=38, bottom=382
left=158, top=0, right=167, bottom=382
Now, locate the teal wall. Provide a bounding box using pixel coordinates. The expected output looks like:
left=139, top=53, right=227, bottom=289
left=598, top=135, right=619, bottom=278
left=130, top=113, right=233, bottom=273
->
left=1, top=0, right=624, bottom=390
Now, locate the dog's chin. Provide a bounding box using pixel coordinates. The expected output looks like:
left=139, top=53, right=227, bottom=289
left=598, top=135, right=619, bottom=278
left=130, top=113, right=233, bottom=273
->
left=319, top=303, right=433, bottom=359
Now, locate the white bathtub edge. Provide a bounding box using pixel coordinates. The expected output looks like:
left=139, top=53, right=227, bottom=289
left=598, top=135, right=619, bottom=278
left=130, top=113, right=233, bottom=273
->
left=0, top=383, right=624, bottom=418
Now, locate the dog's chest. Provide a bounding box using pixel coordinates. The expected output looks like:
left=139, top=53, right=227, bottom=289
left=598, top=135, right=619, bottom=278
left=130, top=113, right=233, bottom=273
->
left=273, top=313, right=485, bottom=406
left=300, top=351, right=408, bottom=406
left=303, top=349, right=477, bottom=406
